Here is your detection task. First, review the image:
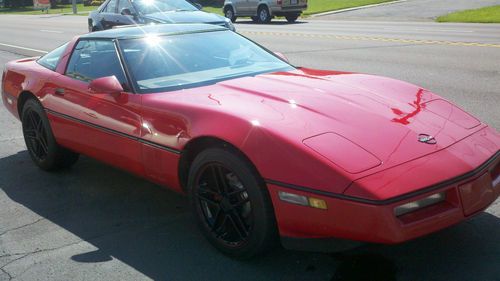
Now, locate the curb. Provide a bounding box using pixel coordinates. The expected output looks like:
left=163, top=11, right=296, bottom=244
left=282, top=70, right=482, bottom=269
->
left=309, top=0, right=407, bottom=18
left=62, top=11, right=91, bottom=15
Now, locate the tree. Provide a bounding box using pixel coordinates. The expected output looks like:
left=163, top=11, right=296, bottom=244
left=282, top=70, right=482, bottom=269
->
left=4, top=0, right=32, bottom=7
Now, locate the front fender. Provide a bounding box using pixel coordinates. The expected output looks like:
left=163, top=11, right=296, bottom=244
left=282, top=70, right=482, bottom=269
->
left=181, top=112, right=354, bottom=195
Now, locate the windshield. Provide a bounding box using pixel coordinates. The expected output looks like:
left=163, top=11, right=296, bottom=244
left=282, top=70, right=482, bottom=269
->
left=119, top=30, right=294, bottom=93
left=132, top=0, right=197, bottom=14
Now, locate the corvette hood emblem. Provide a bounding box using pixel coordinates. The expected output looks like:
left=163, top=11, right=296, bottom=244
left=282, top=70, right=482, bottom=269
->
left=418, top=134, right=437, bottom=144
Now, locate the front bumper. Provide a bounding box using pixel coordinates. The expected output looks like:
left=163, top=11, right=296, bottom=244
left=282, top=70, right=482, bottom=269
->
left=267, top=137, right=500, bottom=249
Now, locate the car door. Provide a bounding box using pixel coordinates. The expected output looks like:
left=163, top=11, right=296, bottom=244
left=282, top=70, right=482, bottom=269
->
left=100, top=0, right=121, bottom=29
left=246, top=0, right=260, bottom=15
left=115, top=0, right=137, bottom=27
left=232, top=0, right=248, bottom=15
left=50, top=39, right=144, bottom=175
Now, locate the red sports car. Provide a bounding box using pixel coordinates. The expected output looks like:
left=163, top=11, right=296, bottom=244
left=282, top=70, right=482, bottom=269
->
left=2, top=24, right=499, bottom=258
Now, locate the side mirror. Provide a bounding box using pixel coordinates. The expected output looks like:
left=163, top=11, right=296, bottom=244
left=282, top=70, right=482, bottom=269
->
left=121, top=8, right=135, bottom=16
left=194, top=3, right=203, bottom=10
left=88, top=76, right=124, bottom=96
left=274, top=52, right=289, bottom=63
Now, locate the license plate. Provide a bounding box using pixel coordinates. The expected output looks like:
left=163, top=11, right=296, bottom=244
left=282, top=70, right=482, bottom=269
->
left=290, top=0, right=298, bottom=5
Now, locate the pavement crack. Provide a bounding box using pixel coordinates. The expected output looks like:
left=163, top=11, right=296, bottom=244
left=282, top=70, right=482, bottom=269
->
left=0, top=218, right=45, bottom=237
left=0, top=225, right=137, bottom=264
left=0, top=267, right=13, bottom=280
left=0, top=228, right=130, bottom=280
left=0, top=254, right=28, bottom=281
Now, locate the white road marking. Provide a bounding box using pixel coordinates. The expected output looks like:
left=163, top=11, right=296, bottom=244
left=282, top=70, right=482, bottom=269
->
left=0, top=42, right=48, bottom=54
left=414, top=28, right=474, bottom=33
left=382, top=28, right=474, bottom=33
left=40, top=29, right=63, bottom=33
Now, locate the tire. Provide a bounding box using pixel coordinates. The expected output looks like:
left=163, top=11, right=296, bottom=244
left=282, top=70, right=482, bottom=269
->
left=188, top=148, right=278, bottom=259
left=224, top=6, right=237, bottom=23
left=257, top=5, right=271, bottom=23
left=285, top=14, right=299, bottom=23
left=21, top=99, right=79, bottom=171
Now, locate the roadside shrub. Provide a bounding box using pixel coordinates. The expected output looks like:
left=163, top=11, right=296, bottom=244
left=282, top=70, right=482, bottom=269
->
left=85, top=0, right=104, bottom=6
left=4, top=0, right=32, bottom=8
left=198, top=0, right=223, bottom=7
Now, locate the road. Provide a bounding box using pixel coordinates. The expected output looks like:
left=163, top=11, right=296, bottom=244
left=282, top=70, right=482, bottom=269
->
left=0, top=14, right=500, bottom=281
left=316, top=0, right=500, bottom=21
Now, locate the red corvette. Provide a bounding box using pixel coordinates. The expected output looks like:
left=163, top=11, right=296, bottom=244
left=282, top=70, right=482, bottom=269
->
left=2, top=24, right=499, bottom=258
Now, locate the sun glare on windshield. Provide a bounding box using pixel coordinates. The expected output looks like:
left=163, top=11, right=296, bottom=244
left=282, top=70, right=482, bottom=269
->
left=145, top=34, right=162, bottom=46
left=141, top=0, right=155, bottom=6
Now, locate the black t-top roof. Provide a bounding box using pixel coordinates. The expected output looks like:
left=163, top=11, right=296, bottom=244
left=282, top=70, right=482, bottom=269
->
left=80, top=23, right=227, bottom=40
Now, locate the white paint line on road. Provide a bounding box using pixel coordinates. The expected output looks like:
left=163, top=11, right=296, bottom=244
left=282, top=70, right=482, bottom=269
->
left=413, top=28, right=474, bottom=33
left=40, top=29, right=63, bottom=34
left=381, top=28, right=474, bottom=33
left=0, top=42, right=47, bottom=54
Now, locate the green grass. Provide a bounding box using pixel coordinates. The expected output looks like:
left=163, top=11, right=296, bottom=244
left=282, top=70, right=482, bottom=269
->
left=204, top=0, right=393, bottom=17
left=303, top=0, right=392, bottom=16
left=0, top=4, right=96, bottom=15
left=203, top=6, right=222, bottom=15
left=437, top=5, right=500, bottom=23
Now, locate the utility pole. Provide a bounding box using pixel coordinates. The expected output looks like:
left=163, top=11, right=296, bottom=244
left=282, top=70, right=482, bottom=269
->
left=72, top=0, right=77, bottom=14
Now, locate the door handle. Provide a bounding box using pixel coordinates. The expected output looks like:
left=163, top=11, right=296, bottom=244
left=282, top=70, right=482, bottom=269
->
left=55, top=88, right=65, bottom=96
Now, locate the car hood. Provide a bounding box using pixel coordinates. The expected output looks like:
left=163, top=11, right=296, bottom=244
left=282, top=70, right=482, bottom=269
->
left=142, top=10, right=225, bottom=24
left=184, top=68, right=483, bottom=174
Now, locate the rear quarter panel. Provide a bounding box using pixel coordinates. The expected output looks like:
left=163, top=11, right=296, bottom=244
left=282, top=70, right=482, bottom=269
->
left=2, top=58, right=58, bottom=119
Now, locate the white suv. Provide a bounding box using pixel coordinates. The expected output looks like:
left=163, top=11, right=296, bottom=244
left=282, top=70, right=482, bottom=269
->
left=223, top=0, right=307, bottom=23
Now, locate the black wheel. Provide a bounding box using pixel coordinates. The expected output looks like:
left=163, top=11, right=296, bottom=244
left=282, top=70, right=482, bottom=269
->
left=285, top=14, right=299, bottom=23
left=224, top=6, right=237, bottom=23
left=188, top=148, right=277, bottom=258
left=257, top=5, right=271, bottom=23
left=21, top=99, right=79, bottom=171
left=251, top=16, right=259, bottom=23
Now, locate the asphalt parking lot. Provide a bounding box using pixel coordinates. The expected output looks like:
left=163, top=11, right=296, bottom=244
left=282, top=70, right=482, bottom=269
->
left=1, top=7, right=500, bottom=281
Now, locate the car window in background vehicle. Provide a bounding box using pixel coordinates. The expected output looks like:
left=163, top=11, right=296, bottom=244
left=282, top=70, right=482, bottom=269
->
left=37, top=43, right=69, bottom=71
left=117, top=0, right=134, bottom=14
left=133, top=0, right=197, bottom=14
left=119, top=30, right=294, bottom=93
left=65, top=40, right=128, bottom=89
left=103, top=0, right=117, bottom=13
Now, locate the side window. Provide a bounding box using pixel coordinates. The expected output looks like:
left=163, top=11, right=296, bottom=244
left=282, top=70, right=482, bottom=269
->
left=65, top=40, right=129, bottom=90
left=117, top=0, right=134, bottom=14
left=103, top=0, right=117, bottom=13
left=37, top=43, right=68, bottom=71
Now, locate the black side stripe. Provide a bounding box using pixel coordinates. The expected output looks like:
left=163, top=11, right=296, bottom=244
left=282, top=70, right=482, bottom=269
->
left=266, top=149, right=500, bottom=206
left=45, top=108, right=181, bottom=155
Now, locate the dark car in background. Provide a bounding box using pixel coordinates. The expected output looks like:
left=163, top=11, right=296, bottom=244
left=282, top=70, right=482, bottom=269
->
left=88, top=0, right=235, bottom=32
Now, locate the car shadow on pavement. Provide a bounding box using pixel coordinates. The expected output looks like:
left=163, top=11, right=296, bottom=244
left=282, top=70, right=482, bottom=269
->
left=1, top=150, right=500, bottom=280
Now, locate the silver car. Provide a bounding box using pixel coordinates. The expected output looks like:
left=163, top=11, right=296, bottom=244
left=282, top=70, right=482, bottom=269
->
left=223, top=0, right=307, bottom=23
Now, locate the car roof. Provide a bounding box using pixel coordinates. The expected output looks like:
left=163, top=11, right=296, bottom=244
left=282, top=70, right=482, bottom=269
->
left=80, top=24, right=227, bottom=40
